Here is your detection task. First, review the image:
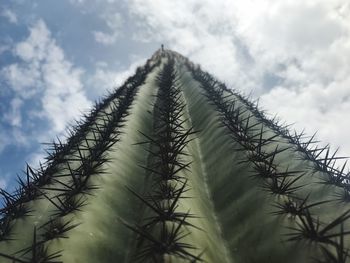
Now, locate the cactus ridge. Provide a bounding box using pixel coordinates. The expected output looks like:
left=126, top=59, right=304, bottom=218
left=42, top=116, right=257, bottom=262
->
left=122, top=58, right=203, bottom=262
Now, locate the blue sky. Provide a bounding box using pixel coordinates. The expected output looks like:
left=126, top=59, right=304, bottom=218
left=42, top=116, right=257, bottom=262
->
left=1, top=0, right=350, bottom=190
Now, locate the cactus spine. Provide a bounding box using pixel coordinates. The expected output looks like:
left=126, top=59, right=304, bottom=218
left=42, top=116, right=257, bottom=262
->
left=0, top=49, right=349, bottom=262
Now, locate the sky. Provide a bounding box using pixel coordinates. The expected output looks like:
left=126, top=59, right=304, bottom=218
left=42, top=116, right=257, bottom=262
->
left=0, top=0, right=350, bottom=190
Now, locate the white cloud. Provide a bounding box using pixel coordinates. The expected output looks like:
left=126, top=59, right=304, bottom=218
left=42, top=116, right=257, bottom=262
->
left=1, top=19, right=91, bottom=155
left=0, top=178, right=8, bottom=189
left=0, top=45, right=9, bottom=54
left=128, top=0, right=350, bottom=157
left=69, top=0, right=85, bottom=4
left=93, top=12, right=123, bottom=45
left=92, top=31, right=119, bottom=45
left=69, top=0, right=118, bottom=7
left=129, top=0, right=258, bottom=92
left=87, top=57, right=146, bottom=97
left=27, top=152, right=46, bottom=168
left=0, top=172, right=10, bottom=189
left=2, top=63, right=41, bottom=98
left=0, top=128, right=10, bottom=154
left=1, top=8, right=18, bottom=24
left=260, top=77, right=350, bottom=159
left=0, top=170, right=14, bottom=190
left=3, top=97, right=23, bottom=127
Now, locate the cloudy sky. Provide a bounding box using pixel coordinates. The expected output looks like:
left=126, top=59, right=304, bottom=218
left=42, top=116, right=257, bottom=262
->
left=1, top=0, right=350, bottom=190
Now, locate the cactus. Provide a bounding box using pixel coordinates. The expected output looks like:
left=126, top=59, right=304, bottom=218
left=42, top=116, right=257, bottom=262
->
left=0, top=49, right=350, bottom=262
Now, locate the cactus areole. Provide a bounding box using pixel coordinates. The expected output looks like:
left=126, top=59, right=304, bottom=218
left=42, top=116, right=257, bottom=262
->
left=0, top=49, right=350, bottom=262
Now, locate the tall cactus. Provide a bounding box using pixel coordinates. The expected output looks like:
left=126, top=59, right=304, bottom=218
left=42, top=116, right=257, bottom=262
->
left=0, top=49, right=349, bottom=262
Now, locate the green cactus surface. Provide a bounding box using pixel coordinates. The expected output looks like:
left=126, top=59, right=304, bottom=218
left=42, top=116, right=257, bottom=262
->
left=0, top=49, right=350, bottom=262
